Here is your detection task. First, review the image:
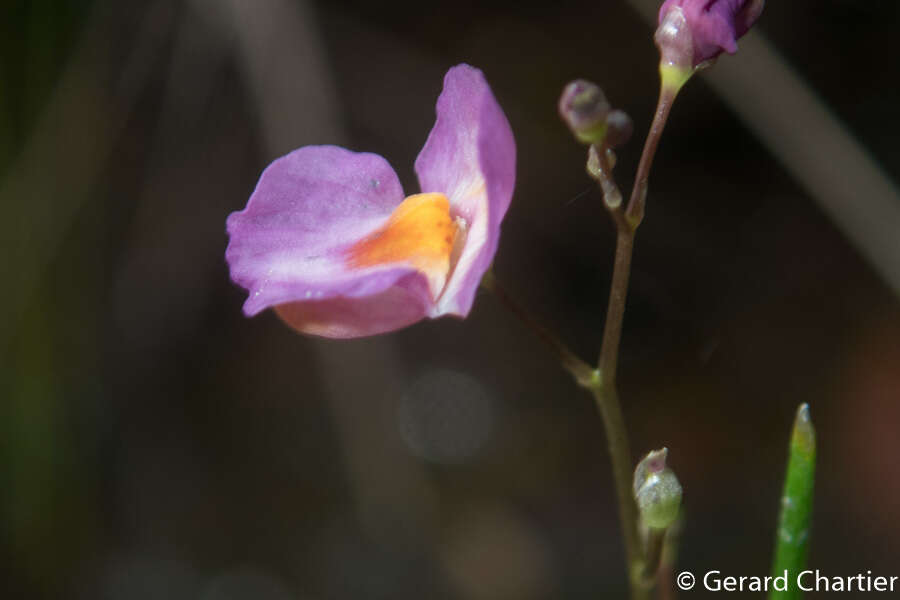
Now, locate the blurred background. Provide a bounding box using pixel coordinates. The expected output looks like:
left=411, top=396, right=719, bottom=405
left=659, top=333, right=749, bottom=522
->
left=2, top=0, right=899, bottom=598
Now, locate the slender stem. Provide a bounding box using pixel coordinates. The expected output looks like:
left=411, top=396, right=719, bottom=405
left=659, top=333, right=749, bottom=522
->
left=591, top=83, right=680, bottom=600
left=657, top=515, right=683, bottom=600
left=490, top=79, right=680, bottom=600
left=625, top=85, right=679, bottom=226
left=481, top=270, right=595, bottom=386
left=591, top=383, right=645, bottom=598
left=597, top=228, right=635, bottom=381
left=639, top=528, right=667, bottom=585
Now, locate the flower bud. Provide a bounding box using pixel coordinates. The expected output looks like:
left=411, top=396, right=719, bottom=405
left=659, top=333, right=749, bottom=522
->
left=656, top=0, right=765, bottom=87
left=633, top=448, right=682, bottom=530
left=604, top=110, right=633, bottom=149
left=558, top=80, right=610, bottom=145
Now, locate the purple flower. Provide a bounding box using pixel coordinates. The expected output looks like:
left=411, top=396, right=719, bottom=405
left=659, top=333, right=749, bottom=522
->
left=225, top=65, right=515, bottom=338
left=658, top=0, right=765, bottom=67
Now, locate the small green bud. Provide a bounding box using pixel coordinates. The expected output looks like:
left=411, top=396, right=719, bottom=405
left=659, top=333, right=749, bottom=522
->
left=633, top=448, right=682, bottom=530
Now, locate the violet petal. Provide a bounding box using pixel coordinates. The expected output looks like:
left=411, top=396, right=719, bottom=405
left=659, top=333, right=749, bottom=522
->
left=414, top=64, right=516, bottom=317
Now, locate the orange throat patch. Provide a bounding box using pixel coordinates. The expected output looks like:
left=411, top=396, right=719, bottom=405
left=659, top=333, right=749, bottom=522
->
left=346, top=193, right=465, bottom=299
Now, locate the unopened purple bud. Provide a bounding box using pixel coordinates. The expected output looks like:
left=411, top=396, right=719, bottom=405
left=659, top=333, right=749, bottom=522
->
left=604, top=110, right=633, bottom=149
left=559, top=80, right=610, bottom=145
left=657, top=0, right=765, bottom=70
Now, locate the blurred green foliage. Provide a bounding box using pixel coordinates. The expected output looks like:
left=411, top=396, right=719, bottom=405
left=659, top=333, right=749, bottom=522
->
left=0, top=1, right=90, bottom=171
left=1, top=1, right=95, bottom=595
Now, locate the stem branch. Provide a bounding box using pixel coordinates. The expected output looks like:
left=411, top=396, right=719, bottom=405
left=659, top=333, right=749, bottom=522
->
left=482, top=270, right=594, bottom=386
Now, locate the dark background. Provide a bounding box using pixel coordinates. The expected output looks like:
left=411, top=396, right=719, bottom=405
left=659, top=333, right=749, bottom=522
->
left=2, top=1, right=898, bottom=598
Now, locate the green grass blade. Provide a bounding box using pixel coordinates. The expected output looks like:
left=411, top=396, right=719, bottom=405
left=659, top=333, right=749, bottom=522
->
left=769, top=403, right=816, bottom=599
